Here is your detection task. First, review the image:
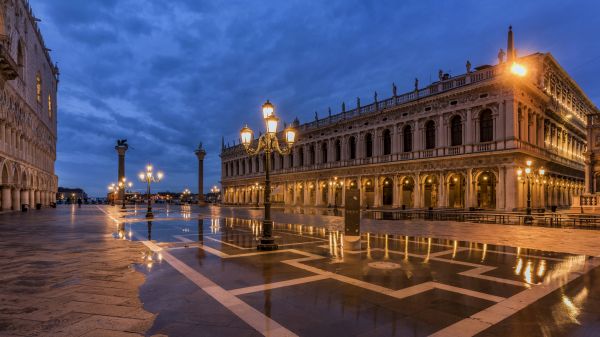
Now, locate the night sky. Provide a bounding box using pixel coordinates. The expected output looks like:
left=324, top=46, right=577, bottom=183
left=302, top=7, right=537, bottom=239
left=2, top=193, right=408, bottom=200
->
left=29, top=0, right=600, bottom=197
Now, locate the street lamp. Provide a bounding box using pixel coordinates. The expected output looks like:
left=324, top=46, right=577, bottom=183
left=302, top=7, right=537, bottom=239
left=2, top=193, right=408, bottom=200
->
left=210, top=185, right=220, bottom=203
left=139, top=164, right=164, bottom=218
left=517, top=160, right=544, bottom=224
left=182, top=188, right=191, bottom=204
left=119, top=177, right=128, bottom=210
left=240, top=100, right=296, bottom=251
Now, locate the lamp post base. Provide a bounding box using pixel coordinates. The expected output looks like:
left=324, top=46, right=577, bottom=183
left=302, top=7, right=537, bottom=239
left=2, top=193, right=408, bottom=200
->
left=257, top=237, right=278, bottom=251
left=145, top=211, right=154, bottom=219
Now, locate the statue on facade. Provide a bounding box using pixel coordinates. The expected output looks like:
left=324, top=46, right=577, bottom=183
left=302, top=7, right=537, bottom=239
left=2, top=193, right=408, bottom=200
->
left=328, top=107, right=332, bottom=118
left=342, top=102, right=346, bottom=112
left=466, top=60, right=472, bottom=73
left=314, top=111, right=318, bottom=121
left=392, top=82, right=397, bottom=97
left=498, top=48, right=506, bottom=64
left=438, top=69, right=443, bottom=81
left=414, top=78, right=419, bottom=91
left=373, top=91, right=378, bottom=103
left=356, top=97, right=361, bottom=109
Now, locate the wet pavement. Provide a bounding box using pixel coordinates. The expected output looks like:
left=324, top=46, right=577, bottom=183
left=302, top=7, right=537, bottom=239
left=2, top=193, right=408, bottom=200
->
left=108, top=204, right=600, bottom=337
left=2, top=204, right=600, bottom=336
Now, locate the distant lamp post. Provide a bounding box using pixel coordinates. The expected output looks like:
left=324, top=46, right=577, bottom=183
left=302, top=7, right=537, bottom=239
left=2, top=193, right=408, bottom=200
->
left=517, top=160, right=544, bottom=224
left=240, top=100, right=296, bottom=251
left=108, top=184, right=116, bottom=205
left=119, top=177, right=128, bottom=210
left=139, top=164, right=163, bottom=219
left=182, top=188, right=191, bottom=204
left=210, top=185, right=220, bottom=203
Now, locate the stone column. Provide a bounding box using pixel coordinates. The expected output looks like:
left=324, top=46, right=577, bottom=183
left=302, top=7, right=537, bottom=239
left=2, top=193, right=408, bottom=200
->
left=12, top=188, right=20, bottom=210
left=115, top=140, right=128, bottom=204
left=20, top=189, right=29, bottom=207
left=34, top=190, right=40, bottom=205
left=2, top=186, right=11, bottom=211
left=373, top=176, right=381, bottom=207
left=195, top=143, right=207, bottom=204
left=392, top=176, right=399, bottom=207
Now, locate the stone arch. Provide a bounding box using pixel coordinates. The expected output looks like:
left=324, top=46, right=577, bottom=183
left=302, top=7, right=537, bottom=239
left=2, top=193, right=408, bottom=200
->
left=446, top=172, right=466, bottom=208
left=421, top=174, right=439, bottom=208
left=362, top=178, right=374, bottom=207
left=399, top=175, right=415, bottom=208
left=381, top=176, right=394, bottom=206
left=475, top=170, right=497, bottom=209
left=1, top=163, right=9, bottom=185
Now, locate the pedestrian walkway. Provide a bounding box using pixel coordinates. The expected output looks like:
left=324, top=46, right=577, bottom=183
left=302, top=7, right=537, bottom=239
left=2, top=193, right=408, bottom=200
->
left=0, top=205, right=156, bottom=337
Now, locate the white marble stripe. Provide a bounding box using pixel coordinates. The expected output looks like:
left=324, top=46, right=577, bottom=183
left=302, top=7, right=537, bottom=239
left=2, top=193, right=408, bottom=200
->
left=458, top=266, right=529, bottom=287
left=173, top=235, right=194, bottom=243
left=432, top=282, right=505, bottom=303
left=141, top=240, right=297, bottom=337
left=230, top=275, right=329, bottom=296
left=429, top=257, right=600, bottom=337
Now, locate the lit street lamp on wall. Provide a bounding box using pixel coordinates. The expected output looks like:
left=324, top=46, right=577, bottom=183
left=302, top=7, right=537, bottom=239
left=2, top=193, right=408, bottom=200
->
left=139, top=164, right=163, bottom=219
left=240, top=100, right=297, bottom=251
left=517, top=160, right=544, bottom=224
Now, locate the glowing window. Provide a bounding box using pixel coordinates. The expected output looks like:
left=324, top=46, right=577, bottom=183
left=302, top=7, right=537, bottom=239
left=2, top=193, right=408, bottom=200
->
left=48, top=94, right=52, bottom=118
left=36, top=73, right=42, bottom=103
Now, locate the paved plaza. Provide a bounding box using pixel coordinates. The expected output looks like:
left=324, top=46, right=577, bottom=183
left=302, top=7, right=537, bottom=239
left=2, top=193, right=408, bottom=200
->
left=1, top=206, right=600, bottom=336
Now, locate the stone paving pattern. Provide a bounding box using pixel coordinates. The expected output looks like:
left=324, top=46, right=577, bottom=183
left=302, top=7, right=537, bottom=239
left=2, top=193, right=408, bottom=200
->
left=0, top=206, right=159, bottom=337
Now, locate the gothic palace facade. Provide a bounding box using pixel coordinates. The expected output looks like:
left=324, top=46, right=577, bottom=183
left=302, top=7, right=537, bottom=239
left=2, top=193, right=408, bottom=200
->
left=221, top=29, right=598, bottom=211
left=0, top=0, right=58, bottom=210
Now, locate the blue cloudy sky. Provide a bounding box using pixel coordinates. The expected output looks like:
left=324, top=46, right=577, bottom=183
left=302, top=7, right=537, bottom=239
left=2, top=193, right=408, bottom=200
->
left=29, top=0, right=600, bottom=197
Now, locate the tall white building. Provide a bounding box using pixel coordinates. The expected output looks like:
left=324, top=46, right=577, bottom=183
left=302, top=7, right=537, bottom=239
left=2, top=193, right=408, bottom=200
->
left=221, top=28, right=598, bottom=211
left=0, top=1, right=58, bottom=210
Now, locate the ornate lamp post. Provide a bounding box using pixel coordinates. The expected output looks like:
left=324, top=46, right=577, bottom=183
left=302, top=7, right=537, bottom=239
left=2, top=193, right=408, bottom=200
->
left=119, top=177, right=128, bottom=210
left=240, top=100, right=297, bottom=251
left=139, top=164, right=163, bottom=219
left=517, top=160, right=545, bottom=224
left=210, top=185, right=220, bottom=203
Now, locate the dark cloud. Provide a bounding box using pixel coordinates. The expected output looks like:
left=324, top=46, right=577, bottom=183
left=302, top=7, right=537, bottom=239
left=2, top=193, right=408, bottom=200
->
left=29, top=0, right=600, bottom=196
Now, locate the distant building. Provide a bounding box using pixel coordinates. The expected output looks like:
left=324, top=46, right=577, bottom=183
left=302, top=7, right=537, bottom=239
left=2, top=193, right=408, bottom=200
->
left=0, top=1, right=59, bottom=210
left=221, top=27, right=598, bottom=211
left=57, top=187, right=87, bottom=202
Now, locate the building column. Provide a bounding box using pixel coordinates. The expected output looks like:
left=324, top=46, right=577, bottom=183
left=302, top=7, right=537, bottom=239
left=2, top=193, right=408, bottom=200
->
left=392, top=176, right=399, bottom=207
left=357, top=178, right=363, bottom=208
left=373, top=176, right=381, bottom=207
left=12, top=188, right=20, bottom=210
left=303, top=181, right=310, bottom=206
left=2, top=187, right=12, bottom=211
left=20, top=189, right=29, bottom=207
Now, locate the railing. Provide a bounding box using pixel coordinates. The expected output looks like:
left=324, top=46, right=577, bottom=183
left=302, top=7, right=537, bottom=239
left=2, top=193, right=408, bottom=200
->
left=447, top=146, right=462, bottom=155
left=476, top=142, right=493, bottom=152
left=363, top=209, right=600, bottom=230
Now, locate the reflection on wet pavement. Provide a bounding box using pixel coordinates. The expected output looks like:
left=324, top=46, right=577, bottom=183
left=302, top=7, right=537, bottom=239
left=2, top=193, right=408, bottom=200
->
left=108, top=207, right=600, bottom=337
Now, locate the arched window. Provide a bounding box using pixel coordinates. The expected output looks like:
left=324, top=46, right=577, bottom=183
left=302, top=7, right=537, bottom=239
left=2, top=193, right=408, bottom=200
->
left=298, top=147, right=304, bottom=167
left=321, top=142, right=328, bottom=163
left=17, top=41, right=24, bottom=67
left=383, top=129, right=392, bottom=155
left=335, top=140, right=341, bottom=161
left=36, top=73, right=42, bottom=103
left=349, top=136, right=356, bottom=159
left=450, top=115, right=462, bottom=146
left=403, top=125, right=412, bottom=152
left=365, top=133, right=373, bottom=158
left=309, top=145, right=315, bottom=165
left=480, top=110, right=493, bottom=142
left=425, top=120, right=436, bottom=149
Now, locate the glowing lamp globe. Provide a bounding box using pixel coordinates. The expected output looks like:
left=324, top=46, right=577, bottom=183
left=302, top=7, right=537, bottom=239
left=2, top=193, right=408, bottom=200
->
left=240, top=125, right=253, bottom=146
left=285, top=127, right=296, bottom=145
left=266, top=115, right=279, bottom=134
left=262, top=100, right=274, bottom=119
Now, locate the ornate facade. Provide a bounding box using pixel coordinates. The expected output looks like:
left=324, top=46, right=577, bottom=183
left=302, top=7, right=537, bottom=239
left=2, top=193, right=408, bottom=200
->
left=0, top=1, right=58, bottom=210
left=221, top=28, right=597, bottom=211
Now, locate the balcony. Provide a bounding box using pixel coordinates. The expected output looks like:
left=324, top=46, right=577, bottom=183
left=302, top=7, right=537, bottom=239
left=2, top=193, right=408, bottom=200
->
left=0, top=37, right=18, bottom=81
